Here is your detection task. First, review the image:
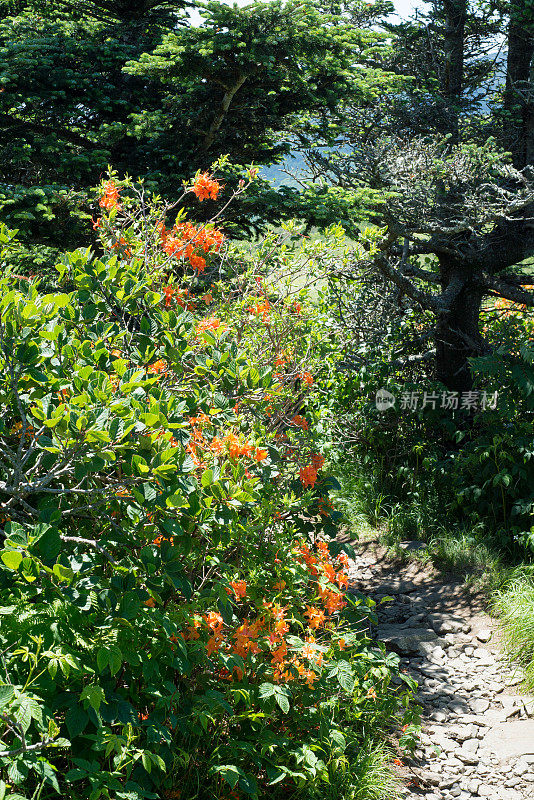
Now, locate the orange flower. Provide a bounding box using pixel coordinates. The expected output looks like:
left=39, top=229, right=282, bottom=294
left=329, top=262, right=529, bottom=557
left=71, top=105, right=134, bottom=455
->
left=300, top=371, right=313, bottom=386
left=311, top=453, right=325, bottom=469
left=303, top=669, right=317, bottom=687
left=209, top=437, right=225, bottom=456
left=196, top=317, right=226, bottom=336
left=192, top=172, right=222, bottom=201
left=226, top=580, right=247, bottom=600
left=271, top=641, right=288, bottom=664
left=305, top=606, right=326, bottom=629
left=322, top=590, right=346, bottom=614
left=253, top=447, right=268, bottom=462
left=338, top=638, right=346, bottom=650
left=204, top=611, right=224, bottom=634
left=248, top=299, right=270, bottom=318
left=144, top=598, right=156, bottom=608
left=207, top=635, right=222, bottom=656
left=148, top=359, right=167, bottom=374
left=163, top=285, right=174, bottom=307
left=299, top=464, right=318, bottom=487
left=291, top=415, right=308, bottom=430
left=190, top=253, right=206, bottom=273
left=335, top=571, right=349, bottom=589
left=99, top=180, right=120, bottom=210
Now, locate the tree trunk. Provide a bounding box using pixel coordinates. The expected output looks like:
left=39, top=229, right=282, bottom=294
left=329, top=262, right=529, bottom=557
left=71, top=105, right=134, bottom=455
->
left=435, top=267, right=485, bottom=393
left=441, top=0, right=467, bottom=141
left=503, top=8, right=534, bottom=169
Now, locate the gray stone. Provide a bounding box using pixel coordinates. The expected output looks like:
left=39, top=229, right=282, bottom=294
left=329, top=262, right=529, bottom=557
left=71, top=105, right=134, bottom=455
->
left=449, top=724, right=476, bottom=742
left=471, top=698, right=490, bottom=713
left=400, top=540, right=427, bottom=552
left=427, top=613, right=470, bottom=635
left=377, top=625, right=438, bottom=653
left=418, top=769, right=441, bottom=785
left=484, top=720, right=534, bottom=759
left=419, top=642, right=448, bottom=659
left=459, top=739, right=480, bottom=765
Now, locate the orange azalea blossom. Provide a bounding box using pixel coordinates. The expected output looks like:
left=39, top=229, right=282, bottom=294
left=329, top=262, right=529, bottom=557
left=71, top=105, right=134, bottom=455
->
left=203, top=292, right=213, bottom=304
left=305, top=606, right=326, bottom=629
left=189, top=413, right=211, bottom=426
left=226, top=579, right=247, bottom=600
left=291, top=414, right=308, bottom=430
left=303, top=668, right=317, bottom=687
left=196, top=317, right=226, bottom=336
left=336, top=571, right=349, bottom=589
left=209, top=436, right=225, bottom=456
left=192, top=172, right=222, bottom=201
left=323, top=562, right=336, bottom=582
left=338, top=638, right=346, bottom=650
left=144, top=598, right=156, bottom=608
left=207, top=635, right=223, bottom=656
left=190, top=253, right=206, bottom=273
left=204, top=611, right=224, bottom=634
left=163, top=285, right=174, bottom=307
left=248, top=299, right=270, bottom=318
left=299, top=371, right=313, bottom=386
left=311, top=453, right=325, bottom=469
left=299, top=464, right=318, bottom=487
left=99, top=180, right=120, bottom=210
left=271, top=641, right=288, bottom=664
left=323, top=590, right=347, bottom=614
left=111, top=236, right=132, bottom=257
left=148, top=359, right=168, bottom=374
left=253, top=447, right=268, bottom=462
left=158, top=219, right=224, bottom=266
left=184, top=618, right=201, bottom=641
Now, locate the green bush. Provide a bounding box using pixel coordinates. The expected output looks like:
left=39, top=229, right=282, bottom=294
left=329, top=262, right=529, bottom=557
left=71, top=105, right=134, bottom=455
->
left=0, top=177, right=415, bottom=800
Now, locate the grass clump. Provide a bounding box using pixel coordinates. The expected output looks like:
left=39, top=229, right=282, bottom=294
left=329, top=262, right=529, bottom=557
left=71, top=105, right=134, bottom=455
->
left=493, top=574, right=534, bottom=691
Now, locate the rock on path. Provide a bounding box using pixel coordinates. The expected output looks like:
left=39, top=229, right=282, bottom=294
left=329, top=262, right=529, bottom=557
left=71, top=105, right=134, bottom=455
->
left=346, top=538, right=534, bottom=800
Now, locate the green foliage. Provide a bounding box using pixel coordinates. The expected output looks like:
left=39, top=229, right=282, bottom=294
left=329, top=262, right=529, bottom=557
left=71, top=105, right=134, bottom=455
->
left=0, top=189, right=415, bottom=799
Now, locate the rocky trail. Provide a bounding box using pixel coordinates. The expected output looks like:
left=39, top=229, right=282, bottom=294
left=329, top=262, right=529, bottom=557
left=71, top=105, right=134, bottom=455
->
left=347, top=538, right=534, bottom=800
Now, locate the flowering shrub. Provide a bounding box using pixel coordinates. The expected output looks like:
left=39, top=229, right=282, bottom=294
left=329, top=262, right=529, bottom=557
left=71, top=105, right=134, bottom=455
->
left=0, top=175, right=416, bottom=800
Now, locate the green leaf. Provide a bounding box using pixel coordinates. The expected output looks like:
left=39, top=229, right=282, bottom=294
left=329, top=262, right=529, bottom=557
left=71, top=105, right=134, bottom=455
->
left=0, top=685, right=14, bottom=709
left=258, top=683, right=275, bottom=699
left=65, top=705, right=89, bottom=739
left=80, top=685, right=106, bottom=713
left=141, top=752, right=152, bottom=773
left=97, top=645, right=122, bottom=676
left=1, top=550, right=22, bottom=571
left=201, top=468, right=214, bottom=487
left=53, top=563, right=74, bottom=582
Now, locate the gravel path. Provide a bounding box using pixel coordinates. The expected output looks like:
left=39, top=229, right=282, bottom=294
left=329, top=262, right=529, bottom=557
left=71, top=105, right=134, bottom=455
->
left=346, top=538, right=534, bottom=800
